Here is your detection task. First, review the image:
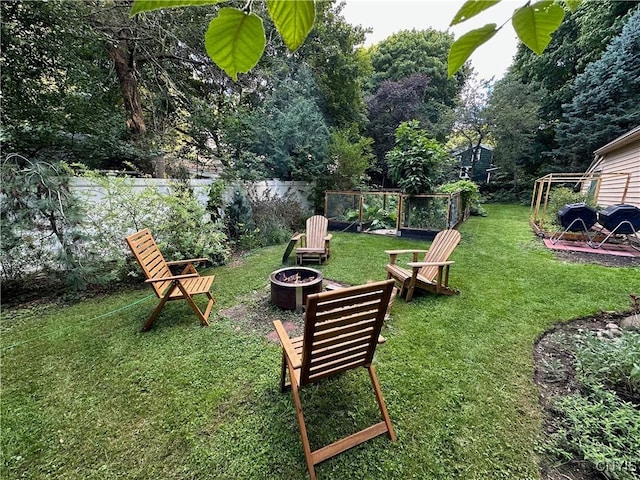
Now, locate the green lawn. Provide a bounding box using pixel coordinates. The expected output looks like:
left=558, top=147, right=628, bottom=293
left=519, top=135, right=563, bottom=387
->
left=2, top=204, right=637, bottom=479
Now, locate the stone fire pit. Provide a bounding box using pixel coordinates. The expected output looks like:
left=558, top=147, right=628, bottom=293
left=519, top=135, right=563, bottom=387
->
left=270, top=267, right=323, bottom=311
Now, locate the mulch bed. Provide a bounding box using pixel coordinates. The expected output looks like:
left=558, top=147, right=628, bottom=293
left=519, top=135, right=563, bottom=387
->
left=534, top=310, right=639, bottom=480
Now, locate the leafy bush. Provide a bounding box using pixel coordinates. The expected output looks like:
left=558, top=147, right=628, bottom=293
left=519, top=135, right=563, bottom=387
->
left=479, top=181, right=532, bottom=205
left=546, top=186, right=597, bottom=229
left=1, top=155, right=86, bottom=288
left=343, top=194, right=399, bottom=230
left=153, top=189, right=229, bottom=266
left=386, top=120, right=452, bottom=194
left=312, top=127, right=375, bottom=210
left=206, top=179, right=226, bottom=222
left=79, top=173, right=228, bottom=284
left=224, top=186, right=310, bottom=251
left=438, top=180, right=486, bottom=216
left=247, top=188, right=309, bottom=247
left=1, top=166, right=229, bottom=292
left=365, top=206, right=397, bottom=230
left=551, top=387, right=640, bottom=480
left=575, top=332, right=640, bottom=403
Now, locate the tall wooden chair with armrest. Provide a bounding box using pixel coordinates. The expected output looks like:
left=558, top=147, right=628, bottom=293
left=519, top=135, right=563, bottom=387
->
left=385, top=228, right=461, bottom=302
left=273, top=279, right=397, bottom=480
left=125, top=228, right=215, bottom=332
left=293, top=215, right=333, bottom=265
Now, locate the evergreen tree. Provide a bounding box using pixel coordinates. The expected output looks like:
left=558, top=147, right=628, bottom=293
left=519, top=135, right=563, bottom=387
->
left=555, top=8, right=640, bottom=171
left=226, top=64, right=330, bottom=181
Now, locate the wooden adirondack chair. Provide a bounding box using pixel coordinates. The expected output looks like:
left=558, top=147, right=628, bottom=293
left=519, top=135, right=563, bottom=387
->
left=385, top=229, right=461, bottom=302
left=273, top=279, right=397, bottom=480
left=125, top=229, right=215, bottom=332
left=292, top=215, right=333, bottom=265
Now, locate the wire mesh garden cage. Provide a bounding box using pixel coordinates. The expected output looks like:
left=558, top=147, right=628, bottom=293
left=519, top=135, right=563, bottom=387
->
left=325, top=190, right=467, bottom=238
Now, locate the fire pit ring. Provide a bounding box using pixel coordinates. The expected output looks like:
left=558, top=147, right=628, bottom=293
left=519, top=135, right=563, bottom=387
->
left=270, top=267, right=323, bottom=310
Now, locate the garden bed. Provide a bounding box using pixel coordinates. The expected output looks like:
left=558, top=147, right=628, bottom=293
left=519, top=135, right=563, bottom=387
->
left=535, top=310, right=639, bottom=480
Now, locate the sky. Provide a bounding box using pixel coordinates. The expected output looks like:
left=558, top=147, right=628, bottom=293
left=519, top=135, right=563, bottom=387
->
left=340, top=0, right=523, bottom=81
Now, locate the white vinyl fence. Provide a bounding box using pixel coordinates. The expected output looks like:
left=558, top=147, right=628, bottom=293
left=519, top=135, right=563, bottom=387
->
left=70, top=177, right=314, bottom=211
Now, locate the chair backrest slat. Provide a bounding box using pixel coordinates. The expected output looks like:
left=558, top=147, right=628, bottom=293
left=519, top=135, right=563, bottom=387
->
left=299, top=280, right=394, bottom=386
left=312, top=319, right=377, bottom=343
left=309, top=349, right=370, bottom=376
left=314, top=307, right=379, bottom=332
left=310, top=336, right=371, bottom=361
left=419, top=229, right=461, bottom=280
left=125, top=228, right=172, bottom=298
left=306, top=215, right=329, bottom=249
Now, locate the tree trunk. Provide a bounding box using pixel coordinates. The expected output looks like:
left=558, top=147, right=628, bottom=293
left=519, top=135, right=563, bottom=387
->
left=108, top=38, right=146, bottom=137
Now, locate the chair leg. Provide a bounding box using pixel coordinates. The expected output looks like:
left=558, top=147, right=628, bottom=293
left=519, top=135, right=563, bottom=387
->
left=287, top=361, right=316, bottom=480
left=178, top=284, right=212, bottom=327
left=280, top=350, right=290, bottom=392
left=142, top=286, right=176, bottom=332
left=202, top=292, right=216, bottom=324
left=368, top=365, right=397, bottom=442
left=387, top=274, right=404, bottom=298
left=405, top=284, right=415, bottom=302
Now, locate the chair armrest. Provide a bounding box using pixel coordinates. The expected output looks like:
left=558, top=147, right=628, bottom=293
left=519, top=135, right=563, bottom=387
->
left=273, top=321, right=302, bottom=369
left=290, top=233, right=303, bottom=242
left=385, top=249, right=430, bottom=264
left=384, top=249, right=429, bottom=255
left=146, top=273, right=199, bottom=283
left=324, top=233, right=333, bottom=241
left=406, top=261, right=455, bottom=268
left=166, top=258, right=208, bottom=266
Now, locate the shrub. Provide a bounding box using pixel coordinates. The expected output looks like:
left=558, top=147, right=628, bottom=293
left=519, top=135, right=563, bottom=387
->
left=206, top=179, right=226, bottom=223
left=386, top=120, right=452, bottom=194
left=79, top=173, right=228, bottom=284
left=1, top=155, right=86, bottom=289
left=545, top=186, right=597, bottom=229
left=247, top=188, right=309, bottom=247
left=551, top=387, right=640, bottom=480
left=479, top=181, right=532, bottom=205
left=152, top=189, right=229, bottom=266
left=575, top=332, right=640, bottom=404
left=438, top=180, right=486, bottom=216
left=224, top=188, right=254, bottom=249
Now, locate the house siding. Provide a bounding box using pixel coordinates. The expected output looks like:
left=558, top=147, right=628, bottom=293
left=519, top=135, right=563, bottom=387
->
left=454, top=145, right=494, bottom=183
left=582, top=129, right=640, bottom=208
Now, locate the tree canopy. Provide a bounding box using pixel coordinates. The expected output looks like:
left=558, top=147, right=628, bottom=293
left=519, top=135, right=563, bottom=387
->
left=1, top=1, right=125, bottom=166
left=386, top=120, right=451, bottom=195
left=364, top=29, right=464, bottom=185
left=485, top=73, right=544, bottom=185
left=3, top=0, right=637, bottom=198
left=500, top=0, right=639, bottom=175
left=555, top=8, right=640, bottom=171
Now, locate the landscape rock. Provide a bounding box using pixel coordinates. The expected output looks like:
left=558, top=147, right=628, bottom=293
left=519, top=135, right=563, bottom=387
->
left=620, top=315, right=640, bottom=329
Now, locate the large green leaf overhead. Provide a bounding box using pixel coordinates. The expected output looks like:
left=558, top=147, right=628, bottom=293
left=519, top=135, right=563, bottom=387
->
left=450, top=0, right=501, bottom=26
left=205, top=8, right=266, bottom=81
left=564, top=0, right=582, bottom=12
left=447, top=24, right=497, bottom=77
left=130, top=0, right=223, bottom=16
left=267, top=0, right=315, bottom=51
left=512, top=1, right=565, bottom=55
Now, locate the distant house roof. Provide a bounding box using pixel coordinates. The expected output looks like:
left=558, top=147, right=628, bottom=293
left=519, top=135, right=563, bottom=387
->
left=451, top=144, right=494, bottom=156
left=586, top=126, right=640, bottom=173
left=594, top=126, right=640, bottom=155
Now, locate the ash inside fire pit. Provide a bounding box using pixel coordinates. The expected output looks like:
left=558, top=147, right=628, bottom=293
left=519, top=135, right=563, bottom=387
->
left=270, top=267, right=323, bottom=310
left=274, top=271, right=318, bottom=284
